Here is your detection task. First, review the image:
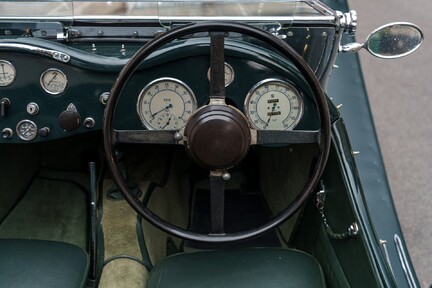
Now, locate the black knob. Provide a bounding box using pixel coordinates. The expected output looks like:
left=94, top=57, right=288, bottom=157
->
left=38, top=127, right=50, bottom=137
left=59, top=110, right=81, bottom=131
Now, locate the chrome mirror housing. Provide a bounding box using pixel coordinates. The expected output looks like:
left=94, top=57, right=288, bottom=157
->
left=341, top=22, right=424, bottom=59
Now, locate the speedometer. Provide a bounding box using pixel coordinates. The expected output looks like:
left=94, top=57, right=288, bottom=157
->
left=137, top=78, right=197, bottom=130
left=244, top=79, right=303, bottom=130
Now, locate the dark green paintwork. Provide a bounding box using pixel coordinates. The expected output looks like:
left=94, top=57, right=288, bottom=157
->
left=0, top=3, right=419, bottom=286
left=322, top=0, right=419, bottom=286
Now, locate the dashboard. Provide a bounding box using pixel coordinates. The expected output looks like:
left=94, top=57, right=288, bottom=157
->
left=0, top=37, right=321, bottom=144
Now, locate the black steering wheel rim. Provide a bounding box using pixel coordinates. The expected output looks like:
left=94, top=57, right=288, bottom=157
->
left=103, top=21, right=331, bottom=243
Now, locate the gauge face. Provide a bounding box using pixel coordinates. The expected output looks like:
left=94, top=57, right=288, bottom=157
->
left=16, top=120, right=38, bottom=141
left=0, top=60, right=16, bottom=87
left=207, top=62, right=235, bottom=87
left=244, top=79, right=303, bottom=131
left=40, top=68, right=68, bottom=95
left=137, top=78, right=197, bottom=130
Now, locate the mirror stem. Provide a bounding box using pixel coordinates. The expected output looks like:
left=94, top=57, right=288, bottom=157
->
left=340, top=42, right=364, bottom=53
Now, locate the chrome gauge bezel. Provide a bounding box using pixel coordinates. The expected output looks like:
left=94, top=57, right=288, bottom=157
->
left=244, top=79, right=304, bottom=131
left=40, top=68, right=68, bottom=95
left=207, top=62, right=235, bottom=87
left=16, top=119, right=38, bottom=141
left=137, top=77, right=197, bottom=130
left=0, top=60, right=16, bottom=87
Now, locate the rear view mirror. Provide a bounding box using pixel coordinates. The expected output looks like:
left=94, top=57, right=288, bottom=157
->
left=340, top=22, right=424, bottom=59
left=365, top=23, right=423, bottom=58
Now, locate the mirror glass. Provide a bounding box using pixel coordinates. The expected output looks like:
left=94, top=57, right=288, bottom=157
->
left=366, top=23, right=423, bottom=58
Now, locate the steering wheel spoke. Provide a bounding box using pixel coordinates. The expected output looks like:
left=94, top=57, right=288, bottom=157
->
left=209, top=171, right=226, bottom=234
left=209, top=31, right=226, bottom=100
left=113, top=129, right=182, bottom=145
left=253, top=129, right=321, bottom=145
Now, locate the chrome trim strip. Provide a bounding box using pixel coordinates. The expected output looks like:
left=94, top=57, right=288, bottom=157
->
left=0, top=43, right=70, bottom=63
left=394, top=234, right=418, bottom=288
left=379, top=239, right=395, bottom=277
left=0, top=15, right=335, bottom=22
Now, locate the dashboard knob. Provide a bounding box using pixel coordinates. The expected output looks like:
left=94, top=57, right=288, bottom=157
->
left=59, top=109, right=81, bottom=131
left=2, top=128, right=13, bottom=139
left=1, top=98, right=11, bottom=117
left=38, top=127, right=50, bottom=137
left=84, top=117, right=95, bottom=129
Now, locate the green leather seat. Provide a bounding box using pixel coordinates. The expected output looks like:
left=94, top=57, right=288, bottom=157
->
left=0, top=239, right=88, bottom=288
left=147, top=248, right=326, bottom=288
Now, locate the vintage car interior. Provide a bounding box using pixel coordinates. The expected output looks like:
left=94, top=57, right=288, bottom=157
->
left=0, top=0, right=423, bottom=287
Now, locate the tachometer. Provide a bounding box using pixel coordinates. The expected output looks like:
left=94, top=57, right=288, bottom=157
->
left=244, top=79, right=303, bottom=130
left=137, top=78, right=197, bottom=130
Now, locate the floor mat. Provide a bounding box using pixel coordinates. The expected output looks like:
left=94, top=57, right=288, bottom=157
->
left=184, top=189, right=281, bottom=250
left=0, top=173, right=88, bottom=249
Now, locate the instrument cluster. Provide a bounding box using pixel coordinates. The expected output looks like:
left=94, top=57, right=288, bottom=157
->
left=0, top=53, right=307, bottom=143
left=136, top=70, right=304, bottom=132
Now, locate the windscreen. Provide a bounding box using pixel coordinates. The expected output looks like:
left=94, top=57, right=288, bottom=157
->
left=0, top=0, right=327, bottom=26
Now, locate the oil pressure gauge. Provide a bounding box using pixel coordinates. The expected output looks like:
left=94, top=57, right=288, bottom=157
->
left=16, top=120, right=38, bottom=141
left=40, top=68, right=68, bottom=95
left=244, top=79, right=303, bottom=131
left=0, top=60, right=16, bottom=87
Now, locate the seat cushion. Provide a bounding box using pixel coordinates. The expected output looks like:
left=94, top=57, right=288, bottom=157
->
left=147, top=248, right=325, bottom=288
left=0, top=239, right=88, bottom=288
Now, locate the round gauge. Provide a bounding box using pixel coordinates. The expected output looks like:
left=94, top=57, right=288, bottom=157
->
left=244, top=79, right=303, bottom=131
left=16, top=120, right=38, bottom=141
left=40, top=68, right=68, bottom=95
left=207, top=62, right=235, bottom=87
left=137, top=78, right=197, bottom=130
left=0, top=60, right=16, bottom=87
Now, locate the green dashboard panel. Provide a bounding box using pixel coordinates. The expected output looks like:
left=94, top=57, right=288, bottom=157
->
left=0, top=37, right=322, bottom=143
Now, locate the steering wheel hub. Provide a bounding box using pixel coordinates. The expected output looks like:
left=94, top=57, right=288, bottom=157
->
left=184, top=105, right=251, bottom=170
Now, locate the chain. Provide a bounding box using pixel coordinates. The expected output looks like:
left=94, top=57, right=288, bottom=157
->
left=315, top=181, right=359, bottom=240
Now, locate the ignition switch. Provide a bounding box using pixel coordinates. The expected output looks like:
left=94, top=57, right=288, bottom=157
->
left=26, top=102, right=39, bottom=115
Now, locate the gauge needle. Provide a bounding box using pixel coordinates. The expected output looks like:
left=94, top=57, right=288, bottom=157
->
left=151, top=103, right=173, bottom=118
left=47, top=73, right=58, bottom=86
left=266, top=103, right=277, bottom=126
left=162, top=116, right=172, bottom=129
left=0, top=64, right=6, bottom=79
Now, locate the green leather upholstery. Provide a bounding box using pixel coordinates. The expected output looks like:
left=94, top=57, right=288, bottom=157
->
left=0, top=239, right=88, bottom=288
left=147, top=248, right=325, bottom=288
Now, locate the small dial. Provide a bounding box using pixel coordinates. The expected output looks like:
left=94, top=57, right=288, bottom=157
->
left=207, top=62, right=235, bottom=87
left=40, top=68, right=68, bottom=95
left=16, top=120, right=38, bottom=141
left=0, top=60, right=16, bottom=87
left=137, top=78, right=197, bottom=130
left=156, top=113, right=180, bottom=130
left=244, top=79, right=303, bottom=131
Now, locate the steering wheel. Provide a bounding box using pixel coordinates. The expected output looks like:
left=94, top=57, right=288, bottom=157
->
left=103, top=21, right=331, bottom=243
